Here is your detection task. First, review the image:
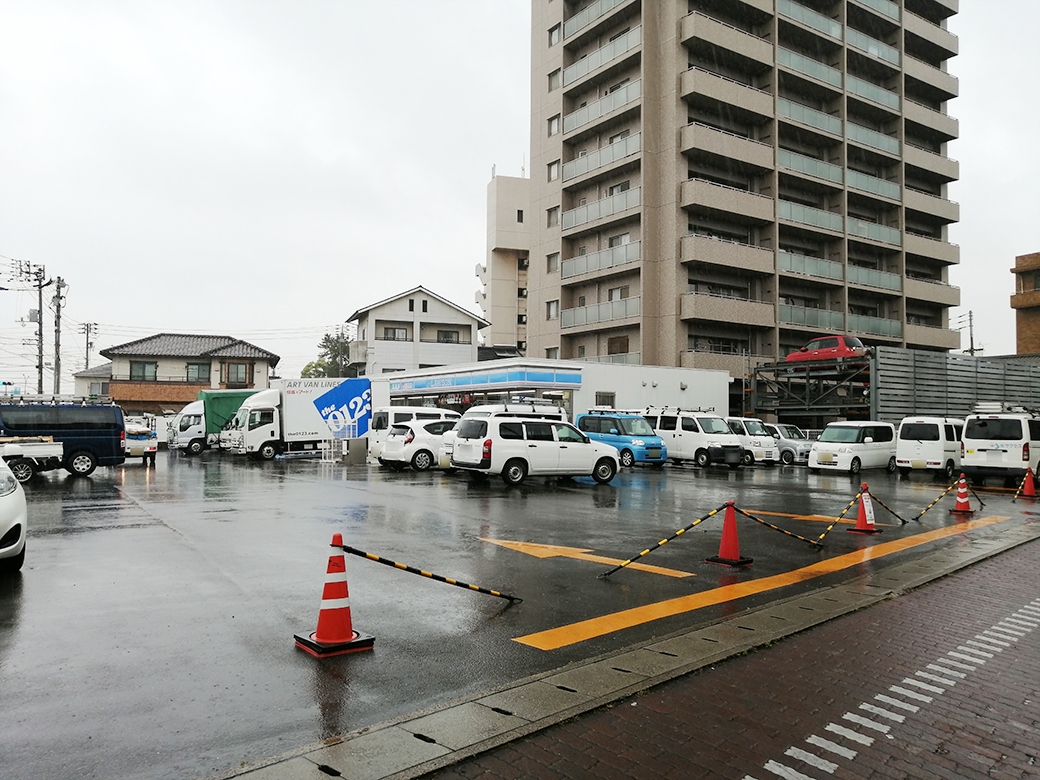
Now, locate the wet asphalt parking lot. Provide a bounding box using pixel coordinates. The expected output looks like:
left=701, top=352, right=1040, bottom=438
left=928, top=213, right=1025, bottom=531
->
left=0, top=451, right=1032, bottom=780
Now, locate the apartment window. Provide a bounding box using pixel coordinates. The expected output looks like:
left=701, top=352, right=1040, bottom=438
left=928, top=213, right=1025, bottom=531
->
left=517, top=209, right=524, bottom=223
left=608, top=286, right=630, bottom=301
left=546, top=299, right=559, bottom=320
left=578, top=296, right=586, bottom=307
left=547, top=206, right=560, bottom=227
left=186, top=363, right=211, bottom=382
left=607, top=336, right=629, bottom=354
left=546, top=347, right=559, bottom=359
left=609, top=129, right=631, bottom=144
left=609, top=27, right=631, bottom=42
left=608, top=78, right=629, bottom=94
left=129, top=361, right=157, bottom=382
left=422, top=299, right=428, bottom=313
left=408, top=299, right=414, bottom=312
left=548, top=69, right=561, bottom=91
left=518, top=287, right=528, bottom=298
left=384, top=327, right=407, bottom=340
left=517, top=314, right=527, bottom=324
left=225, top=363, right=248, bottom=384
left=517, top=341, right=527, bottom=351
left=577, top=345, right=586, bottom=358
left=437, top=330, right=460, bottom=344
left=578, top=245, right=587, bottom=256
left=547, top=160, right=560, bottom=182
left=608, top=180, right=631, bottom=196
left=548, top=24, right=561, bottom=46
left=548, top=114, right=560, bottom=136
left=546, top=252, right=560, bottom=273
left=608, top=233, right=631, bottom=248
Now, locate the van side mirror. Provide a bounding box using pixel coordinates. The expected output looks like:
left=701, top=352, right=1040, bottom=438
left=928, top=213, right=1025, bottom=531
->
left=609, top=428, right=618, bottom=435
left=864, top=436, right=874, bottom=443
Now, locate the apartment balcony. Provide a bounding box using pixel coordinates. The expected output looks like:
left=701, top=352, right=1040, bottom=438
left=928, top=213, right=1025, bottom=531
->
left=849, top=314, right=903, bottom=338
left=561, top=240, right=641, bottom=280
left=846, top=75, right=900, bottom=113
left=777, top=47, right=842, bottom=90
left=563, top=26, right=641, bottom=90
left=904, top=143, right=959, bottom=182
left=905, top=188, right=960, bottom=224
left=847, top=122, right=900, bottom=156
left=681, top=234, right=774, bottom=274
left=904, top=11, right=958, bottom=58
left=846, top=217, right=902, bottom=247
left=778, top=200, right=844, bottom=234
left=904, top=55, right=959, bottom=100
left=905, top=323, right=961, bottom=350
left=905, top=232, right=959, bottom=265
left=850, top=0, right=900, bottom=23
left=576, top=352, right=642, bottom=365
left=906, top=277, right=960, bottom=307
left=779, top=149, right=843, bottom=185
left=563, top=79, right=641, bottom=137
left=681, top=292, right=775, bottom=328
left=779, top=304, right=844, bottom=331
left=847, top=265, right=902, bottom=292
left=778, top=97, right=842, bottom=137
left=562, top=187, right=640, bottom=232
left=561, top=296, right=641, bottom=329
left=846, top=27, right=900, bottom=68
left=904, top=99, right=959, bottom=141
left=847, top=169, right=900, bottom=200
left=681, top=123, right=773, bottom=170
left=777, top=0, right=842, bottom=41
left=562, top=132, right=640, bottom=183
left=563, top=0, right=630, bottom=41
left=778, top=251, right=844, bottom=284
left=680, top=67, right=772, bottom=119
left=682, top=179, right=773, bottom=223
left=681, top=12, right=773, bottom=68
left=1011, top=289, right=1040, bottom=310
left=347, top=341, right=368, bottom=365
left=681, top=349, right=758, bottom=377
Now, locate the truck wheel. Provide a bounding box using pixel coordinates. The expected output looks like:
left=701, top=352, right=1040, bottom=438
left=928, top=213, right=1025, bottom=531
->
left=9, top=458, right=36, bottom=483
left=694, top=450, right=710, bottom=468
left=66, top=451, right=98, bottom=477
left=619, top=450, right=635, bottom=468
left=258, top=443, right=278, bottom=461
left=186, top=439, right=204, bottom=456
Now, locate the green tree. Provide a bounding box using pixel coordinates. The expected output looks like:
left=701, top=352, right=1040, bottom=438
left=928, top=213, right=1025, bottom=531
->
left=302, top=332, right=355, bottom=378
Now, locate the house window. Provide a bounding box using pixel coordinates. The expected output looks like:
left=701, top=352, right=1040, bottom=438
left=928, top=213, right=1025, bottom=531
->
left=89, top=381, right=110, bottom=395
left=130, top=361, right=157, bottom=382
left=547, top=206, right=559, bottom=227
left=548, top=24, right=561, bottom=46
left=548, top=114, right=560, bottom=136
left=608, top=233, right=631, bottom=248
left=608, top=180, right=631, bottom=196
left=548, top=69, right=561, bottom=91
left=546, top=347, right=559, bottom=359
left=384, top=327, right=407, bottom=341
left=608, top=286, right=630, bottom=301
left=186, top=363, right=211, bottom=382
left=607, top=336, right=630, bottom=354
left=422, top=299, right=428, bottom=313
left=517, top=209, right=524, bottom=223
left=546, top=252, right=560, bottom=273
left=546, top=299, right=559, bottom=320
left=408, top=299, right=414, bottom=312
left=548, top=160, right=560, bottom=182
left=437, top=330, right=460, bottom=344
left=225, top=363, right=248, bottom=384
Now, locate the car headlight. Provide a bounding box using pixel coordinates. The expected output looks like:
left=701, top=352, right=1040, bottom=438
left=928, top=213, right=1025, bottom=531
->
left=839, top=447, right=852, bottom=454
left=631, top=439, right=645, bottom=446
left=0, top=471, right=19, bottom=497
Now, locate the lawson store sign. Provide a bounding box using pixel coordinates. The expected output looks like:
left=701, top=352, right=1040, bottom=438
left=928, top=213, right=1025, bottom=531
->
left=389, top=367, right=582, bottom=394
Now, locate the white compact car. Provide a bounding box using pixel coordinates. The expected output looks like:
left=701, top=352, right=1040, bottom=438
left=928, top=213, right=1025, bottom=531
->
left=764, top=422, right=812, bottom=465
left=450, top=416, right=619, bottom=486
left=809, top=421, right=897, bottom=475
left=380, top=419, right=460, bottom=472
left=0, top=452, right=29, bottom=573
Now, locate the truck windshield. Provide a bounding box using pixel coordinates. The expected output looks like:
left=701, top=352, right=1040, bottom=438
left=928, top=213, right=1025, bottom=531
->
left=819, top=426, right=862, bottom=443
left=744, top=420, right=769, bottom=436
left=697, top=417, right=731, bottom=434
left=619, top=417, right=655, bottom=436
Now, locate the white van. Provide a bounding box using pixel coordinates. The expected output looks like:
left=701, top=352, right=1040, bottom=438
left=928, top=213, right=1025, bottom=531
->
left=960, top=404, right=1040, bottom=487
left=896, top=416, right=963, bottom=480
left=640, top=408, right=743, bottom=468
left=808, top=421, right=897, bottom=475
left=726, top=416, right=780, bottom=466
left=369, top=406, right=461, bottom=462
left=437, top=403, right=568, bottom=469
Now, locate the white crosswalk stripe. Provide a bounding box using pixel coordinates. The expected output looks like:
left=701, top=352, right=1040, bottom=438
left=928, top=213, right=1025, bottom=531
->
left=785, top=747, right=838, bottom=773
left=805, top=734, right=857, bottom=760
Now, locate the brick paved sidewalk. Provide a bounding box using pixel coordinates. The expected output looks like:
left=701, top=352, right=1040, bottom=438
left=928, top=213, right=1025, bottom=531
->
left=422, top=540, right=1040, bottom=780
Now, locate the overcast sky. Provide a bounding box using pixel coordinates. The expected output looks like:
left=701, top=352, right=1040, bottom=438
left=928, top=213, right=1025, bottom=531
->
left=1, top=0, right=1037, bottom=391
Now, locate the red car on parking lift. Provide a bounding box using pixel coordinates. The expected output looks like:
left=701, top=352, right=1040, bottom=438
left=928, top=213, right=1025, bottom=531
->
left=785, top=335, right=870, bottom=364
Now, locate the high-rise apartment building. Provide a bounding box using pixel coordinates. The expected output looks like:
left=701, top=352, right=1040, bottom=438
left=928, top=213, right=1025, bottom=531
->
left=515, top=0, right=960, bottom=378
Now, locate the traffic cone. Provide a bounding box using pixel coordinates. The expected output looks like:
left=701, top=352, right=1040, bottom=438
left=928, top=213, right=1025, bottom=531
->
left=848, top=482, right=882, bottom=535
left=295, top=533, right=375, bottom=657
left=1023, top=468, right=1036, bottom=498
left=706, top=502, right=753, bottom=567
left=949, top=474, right=974, bottom=515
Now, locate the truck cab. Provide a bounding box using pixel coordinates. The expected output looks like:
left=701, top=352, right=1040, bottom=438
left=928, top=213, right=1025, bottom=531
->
left=168, top=400, right=206, bottom=456
left=231, top=389, right=281, bottom=460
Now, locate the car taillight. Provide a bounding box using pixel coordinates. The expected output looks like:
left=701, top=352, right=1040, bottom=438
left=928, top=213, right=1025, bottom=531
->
left=961, top=441, right=964, bottom=458
left=482, top=439, right=492, bottom=458
left=121, top=430, right=126, bottom=445
left=405, top=431, right=414, bottom=445
left=1024, top=442, right=1030, bottom=462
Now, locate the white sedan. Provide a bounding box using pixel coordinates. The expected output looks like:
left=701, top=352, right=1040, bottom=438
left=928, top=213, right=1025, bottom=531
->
left=381, top=419, right=461, bottom=472
left=0, top=450, right=28, bottom=573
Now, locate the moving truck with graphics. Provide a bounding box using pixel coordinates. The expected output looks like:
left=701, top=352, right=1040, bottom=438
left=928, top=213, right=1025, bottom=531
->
left=229, top=378, right=372, bottom=460
left=169, top=389, right=259, bottom=455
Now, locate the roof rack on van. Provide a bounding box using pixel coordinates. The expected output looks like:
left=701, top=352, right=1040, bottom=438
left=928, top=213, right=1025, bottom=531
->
left=640, top=406, right=717, bottom=415
left=972, top=401, right=1040, bottom=416
left=5, top=395, right=117, bottom=406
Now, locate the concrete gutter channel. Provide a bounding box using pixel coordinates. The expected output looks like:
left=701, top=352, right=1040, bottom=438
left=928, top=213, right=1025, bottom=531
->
left=209, top=521, right=1040, bottom=780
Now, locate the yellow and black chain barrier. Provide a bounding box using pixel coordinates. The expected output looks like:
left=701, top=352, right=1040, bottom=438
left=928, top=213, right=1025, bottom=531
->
left=732, top=506, right=822, bottom=548
left=337, top=544, right=522, bottom=603
left=814, top=491, right=862, bottom=544
left=599, top=503, right=730, bottom=578
left=865, top=492, right=907, bottom=525
left=913, top=481, right=958, bottom=522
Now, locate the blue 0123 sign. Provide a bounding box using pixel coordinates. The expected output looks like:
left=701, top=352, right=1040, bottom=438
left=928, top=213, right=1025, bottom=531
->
left=313, top=378, right=372, bottom=439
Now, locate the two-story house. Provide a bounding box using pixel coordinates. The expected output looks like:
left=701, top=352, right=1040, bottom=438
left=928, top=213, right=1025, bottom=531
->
left=83, top=333, right=280, bottom=415
left=347, top=287, right=490, bottom=375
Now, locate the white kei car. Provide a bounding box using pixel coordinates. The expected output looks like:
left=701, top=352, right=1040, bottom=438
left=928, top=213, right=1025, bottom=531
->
left=0, top=450, right=29, bottom=573
left=381, top=419, right=462, bottom=472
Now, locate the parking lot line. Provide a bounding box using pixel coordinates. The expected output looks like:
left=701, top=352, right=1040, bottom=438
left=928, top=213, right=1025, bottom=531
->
left=514, top=515, right=1012, bottom=651
left=750, top=510, right=892, bottom=526
left=481, top=538, right=695, bottom=578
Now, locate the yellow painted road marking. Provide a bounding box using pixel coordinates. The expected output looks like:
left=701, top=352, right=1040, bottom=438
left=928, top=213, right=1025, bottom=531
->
left=514, top=515, right=1011, bottom=651
left=481, top=538, right=694, bottom=578
left=751, top=509, right=885, bottom=525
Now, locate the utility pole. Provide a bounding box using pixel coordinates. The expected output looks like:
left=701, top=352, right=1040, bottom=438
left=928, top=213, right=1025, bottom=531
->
left=52, top=277, right=67, bottom=393
left=81, top=322, right=97, bottom=369
left=14, top=260, right=53, bottom=393
left=956, top=311, right=980, bottom=356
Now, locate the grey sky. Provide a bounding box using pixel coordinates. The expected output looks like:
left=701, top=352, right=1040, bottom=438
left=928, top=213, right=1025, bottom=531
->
left=0, top=0, right=1037, bottom=390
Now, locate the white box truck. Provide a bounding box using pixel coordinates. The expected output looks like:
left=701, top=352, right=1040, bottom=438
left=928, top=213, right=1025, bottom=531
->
left=229, top=378, right=372, bottom=460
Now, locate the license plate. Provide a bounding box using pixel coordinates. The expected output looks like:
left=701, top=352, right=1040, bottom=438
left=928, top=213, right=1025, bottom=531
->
left=987, top=451, right=1005, bottom=462
left=647, top=448, right=661, bottom=458
left=819, top=453, right=833, bottom=463
left=912, top=460, right=925, bottom=469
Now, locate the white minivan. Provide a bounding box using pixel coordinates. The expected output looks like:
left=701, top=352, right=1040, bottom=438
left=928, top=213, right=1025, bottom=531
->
left=808, top=421, right=897, bottom=475
left=896, top=416, right=963, bottom=480
left=369, top=406, right=461, bottom=462
left=437, top=403, right=568, bottom=469
left=640, top=408, right=743, bottom=468
left=726, top=416, right=780, bottom=466
left=960, top=404, right=1040, bottom=487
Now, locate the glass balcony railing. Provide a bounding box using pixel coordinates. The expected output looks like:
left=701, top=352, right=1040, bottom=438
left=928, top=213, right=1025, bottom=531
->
left=778, top=98, right=842, bottom=135
left=562, top=296, right=641, bottom=328
left=563, top=26, right=641, bottom=86
left=563, top=80, right=641, bottom=134
left=847, top=74, right=900, bottom=110
left=846, top=28, right=900, bottom=65
left=562, top=240, right=641, bottom=278
left=778, top=251, right=844, bottom=281
left=563, top=0, right=626, bottom=39
left=779, top=304, right=844, bottom=330
left=847, top=122, right=900, bottom=154
left=576, top=352, right=642, bottom=365
left=778, top=47, right=842, bottom=87
left=562, top=132, right=640, bottom=182
left=847, top=169, right=900, bottom=200
left=778, top=200, right=844, bottom=232
left=848, top=265, right=902, bottom=290
left=562, top=187, right=641, bottom=230
left=849, top=314, right=903, bottom=337
left=778, top=0, right=842, bottom=40
left=853, top=0, right=900, bottom=22
left=847, top=217, right=902, bottom=246
left=779, top=149, right=843, bottom=184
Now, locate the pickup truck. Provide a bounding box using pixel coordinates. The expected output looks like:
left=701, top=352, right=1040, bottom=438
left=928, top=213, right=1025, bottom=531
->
left=124, top=420, right=158, bottom=465
left=1, top=438, right=66, bottom=483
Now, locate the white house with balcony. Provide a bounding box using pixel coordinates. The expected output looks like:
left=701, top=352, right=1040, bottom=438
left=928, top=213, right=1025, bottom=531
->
left=346, top=287, right=490, bottom=375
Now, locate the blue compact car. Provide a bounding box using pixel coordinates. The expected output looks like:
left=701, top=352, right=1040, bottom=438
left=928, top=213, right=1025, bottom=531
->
left=575, top=410, right=667, bottom=468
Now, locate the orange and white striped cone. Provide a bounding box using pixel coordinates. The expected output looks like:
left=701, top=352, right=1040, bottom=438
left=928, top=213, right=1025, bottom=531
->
left=848, top=482, right=882, bottom=535
left=295, top=533, right=375, bottom=657
left=706, top=502, right=753, bottom=567
left=949, top=474, right=974, bottom=515
left=1023, top=468, right=1036, bottom=498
